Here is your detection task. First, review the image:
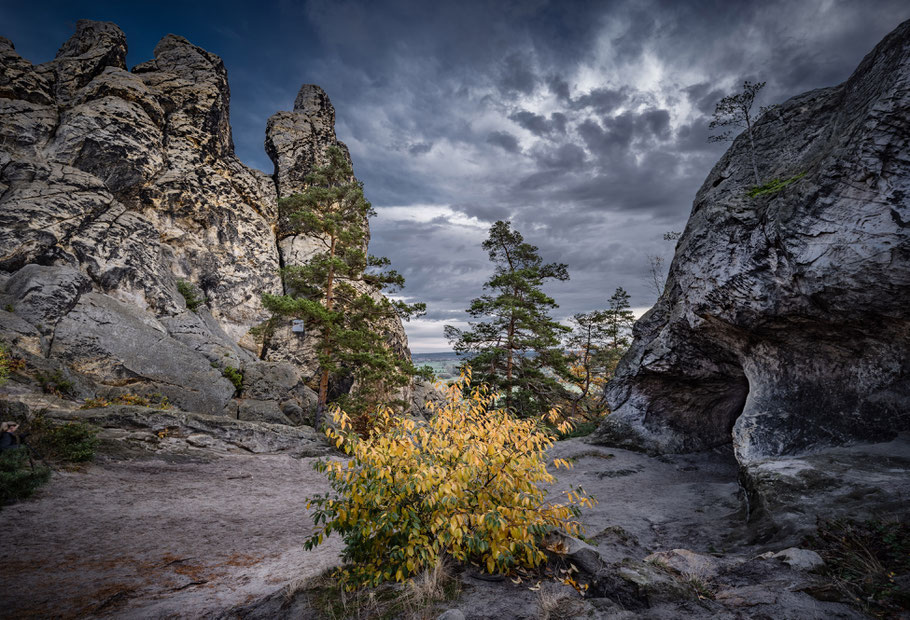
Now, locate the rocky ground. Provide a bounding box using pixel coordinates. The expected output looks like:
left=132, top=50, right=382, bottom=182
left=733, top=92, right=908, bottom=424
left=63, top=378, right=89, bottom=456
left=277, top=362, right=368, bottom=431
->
left=1, top=418, right=884, bottom=619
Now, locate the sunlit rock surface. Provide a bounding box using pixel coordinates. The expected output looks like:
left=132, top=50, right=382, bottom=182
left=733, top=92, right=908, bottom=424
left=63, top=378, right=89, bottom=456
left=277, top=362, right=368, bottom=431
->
left=0, top=20, right=410, bottom=421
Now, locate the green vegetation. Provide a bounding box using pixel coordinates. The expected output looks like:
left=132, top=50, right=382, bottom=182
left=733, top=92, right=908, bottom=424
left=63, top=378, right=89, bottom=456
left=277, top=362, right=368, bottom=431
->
left=222, top=366, right=243, bottom=394
left=0, top=416, right=99, bottom=506
left=562, top=287, right=635, bottom=421
left=806, top=518, right=910, bottom=617
left=445, top=221, right=570, bottom=418
left=35, top=369, right=75, bottom=397
left=0, top=450, right=50, bottom=505
left=556, top=419, right=600, bottom=439
left=3, top=303, right=13, bottom=313
left=747, top=172, right=806, bottom=198
left=176, top=279, right=206, bottom=312
left=259, top=145, right=426, bottom=432
left=30, top=415, right=99, bottom=463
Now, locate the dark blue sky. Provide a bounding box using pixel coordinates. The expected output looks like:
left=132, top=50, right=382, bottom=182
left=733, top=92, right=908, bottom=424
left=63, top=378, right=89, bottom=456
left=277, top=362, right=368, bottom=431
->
left=3, top=1, right=908, bottom=350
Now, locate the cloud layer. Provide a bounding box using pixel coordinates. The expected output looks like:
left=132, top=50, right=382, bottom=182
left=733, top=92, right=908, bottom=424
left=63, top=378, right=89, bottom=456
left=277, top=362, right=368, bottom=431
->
left=4, top=0, right=909, bottom=351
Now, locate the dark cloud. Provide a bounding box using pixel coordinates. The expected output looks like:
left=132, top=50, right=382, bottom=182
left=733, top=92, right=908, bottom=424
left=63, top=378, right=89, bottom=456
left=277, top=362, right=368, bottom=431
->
left=408, top=142, right=434, bottom=155
left=486, top=130, right=521, bottom=153
left=572, top=87, right=628, bottom=114
left=5, top=0, right=910, bottom=350
left=497, top=52, right=539, bottom=96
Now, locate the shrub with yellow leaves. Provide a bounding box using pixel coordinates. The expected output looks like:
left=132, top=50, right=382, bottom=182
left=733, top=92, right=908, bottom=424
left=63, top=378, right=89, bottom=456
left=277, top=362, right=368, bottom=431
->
left=304, top=368, right=595, bottom=588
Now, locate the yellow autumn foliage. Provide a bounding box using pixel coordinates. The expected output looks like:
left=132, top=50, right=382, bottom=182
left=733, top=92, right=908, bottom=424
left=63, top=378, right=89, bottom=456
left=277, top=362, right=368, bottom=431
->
left=305, top=368, right=595, bottom=588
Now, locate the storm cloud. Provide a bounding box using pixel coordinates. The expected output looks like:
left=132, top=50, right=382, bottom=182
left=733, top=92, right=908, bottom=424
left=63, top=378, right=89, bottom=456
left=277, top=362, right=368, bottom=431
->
left=4, top=0, right=909, bottom=351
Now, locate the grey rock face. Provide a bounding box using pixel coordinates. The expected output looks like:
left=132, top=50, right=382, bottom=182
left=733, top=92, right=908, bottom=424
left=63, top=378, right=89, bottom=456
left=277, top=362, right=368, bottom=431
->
left=49, top=292, right=236, bottom=414
left=0, top=20, right=411, bottom=421
left=266, top=84, right=345, bottom=199
left=598, top=20, right=910, bottom=464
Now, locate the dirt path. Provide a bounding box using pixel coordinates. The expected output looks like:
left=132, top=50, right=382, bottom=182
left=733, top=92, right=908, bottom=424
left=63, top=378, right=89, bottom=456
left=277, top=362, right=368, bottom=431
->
left=0, top=452, right=343, bottom=618
left=0, top=437, right=755, bottom=618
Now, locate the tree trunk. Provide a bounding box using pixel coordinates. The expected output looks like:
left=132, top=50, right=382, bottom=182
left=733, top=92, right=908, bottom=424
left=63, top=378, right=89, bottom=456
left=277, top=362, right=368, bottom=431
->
left=315, top=236, right=337, bottom=429
left=745, top=115, right=760, bottom=186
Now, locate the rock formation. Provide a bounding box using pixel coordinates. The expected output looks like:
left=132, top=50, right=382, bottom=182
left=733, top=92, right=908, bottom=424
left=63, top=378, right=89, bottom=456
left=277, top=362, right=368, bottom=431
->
left=0, top=20, right=410, bottom=425
left=597, top=20, right=910, bottom=534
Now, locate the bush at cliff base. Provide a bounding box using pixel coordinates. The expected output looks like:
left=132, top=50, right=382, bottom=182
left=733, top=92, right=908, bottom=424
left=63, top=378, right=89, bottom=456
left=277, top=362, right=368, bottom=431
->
left=305, top=369, right=595, bottom=588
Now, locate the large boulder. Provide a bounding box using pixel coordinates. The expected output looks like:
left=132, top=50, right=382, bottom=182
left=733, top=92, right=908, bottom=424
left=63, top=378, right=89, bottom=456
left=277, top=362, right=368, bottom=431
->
left=598, top=20, right=910, bottom=463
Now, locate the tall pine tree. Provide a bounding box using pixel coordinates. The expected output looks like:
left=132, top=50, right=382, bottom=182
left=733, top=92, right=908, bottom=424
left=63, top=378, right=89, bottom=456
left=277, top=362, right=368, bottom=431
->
left=445, top=221, right=569, bottom=417
left=260, top=146, right=425, bottom=431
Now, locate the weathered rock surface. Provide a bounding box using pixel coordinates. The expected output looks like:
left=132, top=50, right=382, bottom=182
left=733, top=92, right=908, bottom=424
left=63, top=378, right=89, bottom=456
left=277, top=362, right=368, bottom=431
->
left=596, top=19, right=910, bottom=536
left=0, top=20, right=411, bottom=423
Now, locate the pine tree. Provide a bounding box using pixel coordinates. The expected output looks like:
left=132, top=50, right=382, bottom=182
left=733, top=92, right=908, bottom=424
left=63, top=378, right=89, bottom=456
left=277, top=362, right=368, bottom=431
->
left=603, top=287, right=635, bottom=362
left=708, top=80, right=765, bottom=185
left=260, top=146, right=425, bottom=431
left=445, top=221, right=569, bottom=417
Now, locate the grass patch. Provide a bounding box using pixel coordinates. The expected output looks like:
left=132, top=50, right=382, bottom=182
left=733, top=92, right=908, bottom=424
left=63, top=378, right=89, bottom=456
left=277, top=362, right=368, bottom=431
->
left=746, top=172, right=806, bottom=198
left=805, top=518, right=910, bottom=618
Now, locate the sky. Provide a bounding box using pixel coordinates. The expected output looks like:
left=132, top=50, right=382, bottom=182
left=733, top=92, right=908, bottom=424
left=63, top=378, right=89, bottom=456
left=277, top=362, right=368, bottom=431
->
left=3, top=1, right=908, bottom=352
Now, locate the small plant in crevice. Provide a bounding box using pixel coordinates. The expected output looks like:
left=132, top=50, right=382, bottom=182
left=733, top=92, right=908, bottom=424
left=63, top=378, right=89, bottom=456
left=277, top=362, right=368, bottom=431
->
left=34, top=370, right=75, bottom=397
left=3, top=304, right=13, bottom=313
left=222, top=366, right=243, bottom=394
left=176, top=279, right=206, bottom=312
left=747, top=172, right=806, bottom=198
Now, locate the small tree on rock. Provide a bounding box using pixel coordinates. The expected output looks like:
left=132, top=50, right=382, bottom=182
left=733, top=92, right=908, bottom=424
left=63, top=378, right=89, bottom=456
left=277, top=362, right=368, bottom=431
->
left=260, top=146, right=425, bottom=431
left=708, top=80, right=765, bottom=185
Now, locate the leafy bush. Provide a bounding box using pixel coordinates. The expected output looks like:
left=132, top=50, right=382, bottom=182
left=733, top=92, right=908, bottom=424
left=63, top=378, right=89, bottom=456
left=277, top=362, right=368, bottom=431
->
left=0, top=449, right=50, bottom=505
left=176, top=279, right=206, bottom=312
left=747, top=172, right=806, bottom=198
left=30, top=416, right=99, bottom=463
left=305, top=369, right=595, bottom=588
left=222, top=366, right=243, bottom=394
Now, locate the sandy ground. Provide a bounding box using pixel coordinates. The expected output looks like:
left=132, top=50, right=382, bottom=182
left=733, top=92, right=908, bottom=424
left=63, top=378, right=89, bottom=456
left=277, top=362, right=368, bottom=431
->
left=0, top=438, right=752, bottom=618
left=0, top=451, right=344, bottom=618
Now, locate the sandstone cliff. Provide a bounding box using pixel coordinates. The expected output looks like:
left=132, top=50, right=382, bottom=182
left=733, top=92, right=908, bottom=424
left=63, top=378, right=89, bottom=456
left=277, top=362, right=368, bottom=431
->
left=0, top=20, right=410, bottom=424
left=597, top=20, right=910, bottom=536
